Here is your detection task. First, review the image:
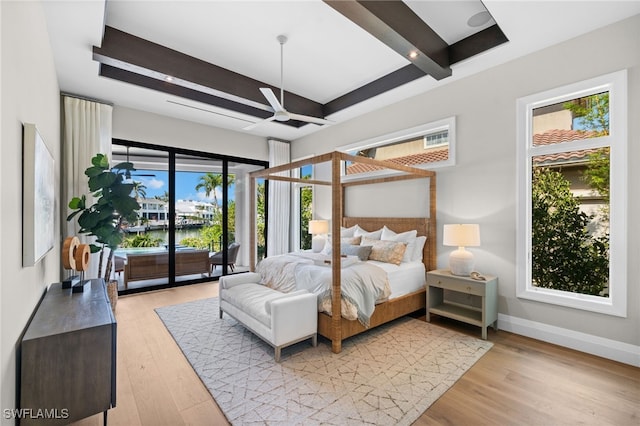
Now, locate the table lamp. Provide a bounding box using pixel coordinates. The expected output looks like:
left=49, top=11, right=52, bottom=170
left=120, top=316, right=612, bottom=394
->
left=309, top=220, right=329, bottom=252
left=443, top=224, right=481, bottom=276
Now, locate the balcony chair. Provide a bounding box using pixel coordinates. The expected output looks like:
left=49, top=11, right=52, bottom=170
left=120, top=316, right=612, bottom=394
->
left=210, top=242, right=240, bottom=273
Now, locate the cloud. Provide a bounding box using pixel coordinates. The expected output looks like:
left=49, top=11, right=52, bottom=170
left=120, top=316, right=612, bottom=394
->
left=144, top=177, right=165, bottom=189
left=196, top=188, right=221, bottom=203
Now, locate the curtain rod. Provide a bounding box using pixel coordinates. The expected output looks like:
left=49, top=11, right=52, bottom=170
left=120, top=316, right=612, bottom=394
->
left=61, top=92, right=114, bottom=107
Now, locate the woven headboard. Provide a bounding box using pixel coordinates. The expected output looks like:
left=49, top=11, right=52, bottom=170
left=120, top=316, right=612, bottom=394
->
left=342, top=217, right=435, bottom=271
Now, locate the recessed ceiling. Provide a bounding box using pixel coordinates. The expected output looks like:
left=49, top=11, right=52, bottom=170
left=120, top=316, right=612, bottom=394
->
left=42, top=1, right=640, bottom=141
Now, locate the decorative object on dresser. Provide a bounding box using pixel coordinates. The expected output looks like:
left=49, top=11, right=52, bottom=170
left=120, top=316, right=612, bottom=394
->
left=20, top=279, right=116, bottom=425
left=308, top=219, right=329, bottom=252
left=61, top=236, right=92, bottom=292
left=426, top=269, right=498, bottom=340
left=443, top=223, right=481, bottom=276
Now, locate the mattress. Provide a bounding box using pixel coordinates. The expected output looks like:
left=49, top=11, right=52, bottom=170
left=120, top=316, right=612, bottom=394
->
left=366, top=260, right=426, bottom=300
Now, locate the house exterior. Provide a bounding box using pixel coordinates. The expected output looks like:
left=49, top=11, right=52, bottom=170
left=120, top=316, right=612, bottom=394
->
left=1, top=2, right=638, bottom=423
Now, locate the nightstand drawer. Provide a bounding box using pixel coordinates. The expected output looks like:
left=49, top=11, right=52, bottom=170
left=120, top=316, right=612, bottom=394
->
left=427, top=275, right=485, bottom=296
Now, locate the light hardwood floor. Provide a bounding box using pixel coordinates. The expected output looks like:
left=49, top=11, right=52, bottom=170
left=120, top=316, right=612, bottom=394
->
left=71, top=281, right=639, bottom=426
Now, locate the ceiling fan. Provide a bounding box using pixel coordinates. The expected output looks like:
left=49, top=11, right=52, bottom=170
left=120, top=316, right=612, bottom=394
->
left=243, top=35, right=333, bottom=131
left=123, top=146, right=156, bottom=180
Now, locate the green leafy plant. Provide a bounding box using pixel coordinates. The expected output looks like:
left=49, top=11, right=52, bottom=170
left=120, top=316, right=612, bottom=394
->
left=531, top=167, right=609, bottom=296
left=121, top=233, right=163, bottom=248
left=179, top=236, right=208, bottom=250
left=67, top=154, right=140, bottom=279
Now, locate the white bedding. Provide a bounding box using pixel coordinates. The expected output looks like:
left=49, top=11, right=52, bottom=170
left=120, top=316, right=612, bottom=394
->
left=367, top=260, right=426, bottom=300
left=255, top=252, right=425, bottom=326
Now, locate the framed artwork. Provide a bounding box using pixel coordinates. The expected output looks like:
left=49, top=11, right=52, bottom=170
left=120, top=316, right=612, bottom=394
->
left=23, top=123, right=55, bottom=266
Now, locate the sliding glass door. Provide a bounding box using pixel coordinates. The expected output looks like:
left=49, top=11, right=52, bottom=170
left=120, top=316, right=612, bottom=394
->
left=112, top=141, right=267, bottom=294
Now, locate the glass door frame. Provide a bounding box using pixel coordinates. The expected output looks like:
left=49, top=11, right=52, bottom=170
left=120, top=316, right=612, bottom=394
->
left=113, top=139, right=268, bottom=295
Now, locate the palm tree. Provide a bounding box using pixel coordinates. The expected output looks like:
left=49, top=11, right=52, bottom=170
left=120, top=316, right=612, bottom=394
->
left=131, top=180, right=147, bottom=201
left=195, top=173, right=237, bottom=206
left=195, top=172, right=223, bottom=206
left=154, top=190, right=169, bottom=203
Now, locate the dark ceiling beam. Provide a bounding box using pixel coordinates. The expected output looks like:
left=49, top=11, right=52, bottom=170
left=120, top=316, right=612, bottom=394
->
left=324, top=64, right=425, bottom=116
left=449, top=24, right=509, bottom=64
left=93, top=13, right=508, bottom=127
left=323, top=0, right=452, bottom=80
left=99, top=64, right=310, bottom=128
left=93, top=26, right=326, bottom=121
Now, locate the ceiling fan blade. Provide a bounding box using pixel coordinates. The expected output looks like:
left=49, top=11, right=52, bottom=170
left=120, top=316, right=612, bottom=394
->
left=259, top=88, right=284, bottom=112
left=287, top=112, right=334, bottom=126
left=243, top=115, right=277, bottom=131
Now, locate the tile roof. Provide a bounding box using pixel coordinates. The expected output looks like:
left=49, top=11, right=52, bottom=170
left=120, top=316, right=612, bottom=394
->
left=533, top=129, right=604, bottom=166
left=533, top=129, right=598, bottom=146
left=346, top=148, right=449, bottom=174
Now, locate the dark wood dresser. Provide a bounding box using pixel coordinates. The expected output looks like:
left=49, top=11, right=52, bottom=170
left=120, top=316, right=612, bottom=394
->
left=20, top=278, right=116, bottom=425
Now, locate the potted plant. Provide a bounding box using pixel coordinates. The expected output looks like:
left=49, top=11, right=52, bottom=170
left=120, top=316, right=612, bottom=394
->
left=67, top=153, right=140, bottom=308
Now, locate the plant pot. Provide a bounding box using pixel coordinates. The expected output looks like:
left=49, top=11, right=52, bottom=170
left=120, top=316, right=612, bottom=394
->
left=106, top=280, right=118, bottom=314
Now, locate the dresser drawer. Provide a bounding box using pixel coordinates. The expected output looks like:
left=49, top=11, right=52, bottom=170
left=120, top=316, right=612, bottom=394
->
left=427, top=274, right=485, bottom=296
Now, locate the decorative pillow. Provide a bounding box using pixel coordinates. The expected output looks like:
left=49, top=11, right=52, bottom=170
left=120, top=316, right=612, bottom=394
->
left=361, top=237, right=408, bottom=265
left=354, top=225, right=383, bottom=240
left=340, top=244, right=372, bottom=261
left=340, top=225, right=358, bottom=238
left=412, top=236, right=427, bottom=262
left=321, top=236, right=362, bottom=255
left=381, top=226, right=417, bottom=263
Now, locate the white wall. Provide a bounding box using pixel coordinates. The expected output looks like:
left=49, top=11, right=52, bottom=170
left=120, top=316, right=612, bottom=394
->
left=112, top=106, right=268, bottom=161
left=0, top=1, right=61, bottom=422
left=293, top=15, right=640, bottom=360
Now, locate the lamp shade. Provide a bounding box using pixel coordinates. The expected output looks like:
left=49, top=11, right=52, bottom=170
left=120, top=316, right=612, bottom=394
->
left=443, top=224, right=480, bottom=276
left=308, top=220, right=329, bottom=235
left=443, top=224, right=480, bottom=247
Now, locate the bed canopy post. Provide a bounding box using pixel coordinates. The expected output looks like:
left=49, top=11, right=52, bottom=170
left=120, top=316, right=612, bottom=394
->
left=429, top=174, right=437, bottom=269
left=249, top=175, right=256, bottom=271
left=330, top=154, right=343, bottom=354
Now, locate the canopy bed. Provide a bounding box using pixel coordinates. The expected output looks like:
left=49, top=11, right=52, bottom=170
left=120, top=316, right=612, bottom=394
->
left=249, top=151, right=436, bottom=353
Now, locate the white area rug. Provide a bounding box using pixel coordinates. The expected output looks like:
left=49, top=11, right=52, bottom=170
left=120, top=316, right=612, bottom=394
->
left=156, top=297, right=493, bottom=425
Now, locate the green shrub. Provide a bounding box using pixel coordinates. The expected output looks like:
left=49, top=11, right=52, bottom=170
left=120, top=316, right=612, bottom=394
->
left=121, top=233, right=163, bottom=248
left=531, top=167, right=609, bottom=296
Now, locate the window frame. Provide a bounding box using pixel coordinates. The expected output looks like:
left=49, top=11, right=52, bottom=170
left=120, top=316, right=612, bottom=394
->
left=291, top=163, right=314, bottom=251
left=515, top=70, right=627, bottom=317
left=337, top=116, right=456, bottom=181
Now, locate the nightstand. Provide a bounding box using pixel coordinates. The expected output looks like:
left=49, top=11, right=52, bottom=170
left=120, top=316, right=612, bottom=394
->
left=426, top=269, right=498, bottom=340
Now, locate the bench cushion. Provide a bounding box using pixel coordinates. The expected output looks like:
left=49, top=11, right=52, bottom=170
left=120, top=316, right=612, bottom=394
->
left=222, top=283, right=284, bottom=327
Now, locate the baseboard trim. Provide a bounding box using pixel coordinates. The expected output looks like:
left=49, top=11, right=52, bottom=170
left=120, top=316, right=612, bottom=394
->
left=498, top=313, right=640, bottom=367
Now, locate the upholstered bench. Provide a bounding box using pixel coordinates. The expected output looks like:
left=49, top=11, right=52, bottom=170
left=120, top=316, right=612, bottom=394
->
left=219, top=272, right=317, bottom=362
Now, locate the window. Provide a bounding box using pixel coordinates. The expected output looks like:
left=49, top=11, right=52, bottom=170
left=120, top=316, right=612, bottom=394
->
left=293, top=164, right=313, bottom=251
left=338, top=117, right=456, bottom=179
left=516, top=70, right=627, bottom=317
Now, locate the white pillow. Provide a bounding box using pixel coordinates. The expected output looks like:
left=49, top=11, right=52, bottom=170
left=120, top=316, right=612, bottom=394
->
left=381, top=226, right=417, bottom=263
left=354, top=225, right=383, bottom=240
left=412, top=236, right=427, bottom=262
left=321, top=236, right=362, bottom=255
left=340, top=225, right=358, bottom=238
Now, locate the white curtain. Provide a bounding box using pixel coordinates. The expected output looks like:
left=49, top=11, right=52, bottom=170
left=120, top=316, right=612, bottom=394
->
left=267, top=139, right=291, bottom=256
left=62, top=96, right=113, bottom=278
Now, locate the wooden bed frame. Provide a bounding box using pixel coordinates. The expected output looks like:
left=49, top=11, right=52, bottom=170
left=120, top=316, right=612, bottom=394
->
left=249, top=151, right=436, bottom=353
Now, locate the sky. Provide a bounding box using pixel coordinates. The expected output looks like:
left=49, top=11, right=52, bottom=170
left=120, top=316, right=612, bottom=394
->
left=133, top=170, right=234, bottom=204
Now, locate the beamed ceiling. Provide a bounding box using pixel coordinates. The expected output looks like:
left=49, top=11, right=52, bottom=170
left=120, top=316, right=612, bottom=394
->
left=92, top=1, right=507, bottom=129
left=42, top=1, right=640, bottom=141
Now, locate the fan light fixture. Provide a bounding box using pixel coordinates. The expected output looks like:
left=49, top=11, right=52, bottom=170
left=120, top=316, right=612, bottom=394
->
left=243, top=35, right=333, bottom=131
